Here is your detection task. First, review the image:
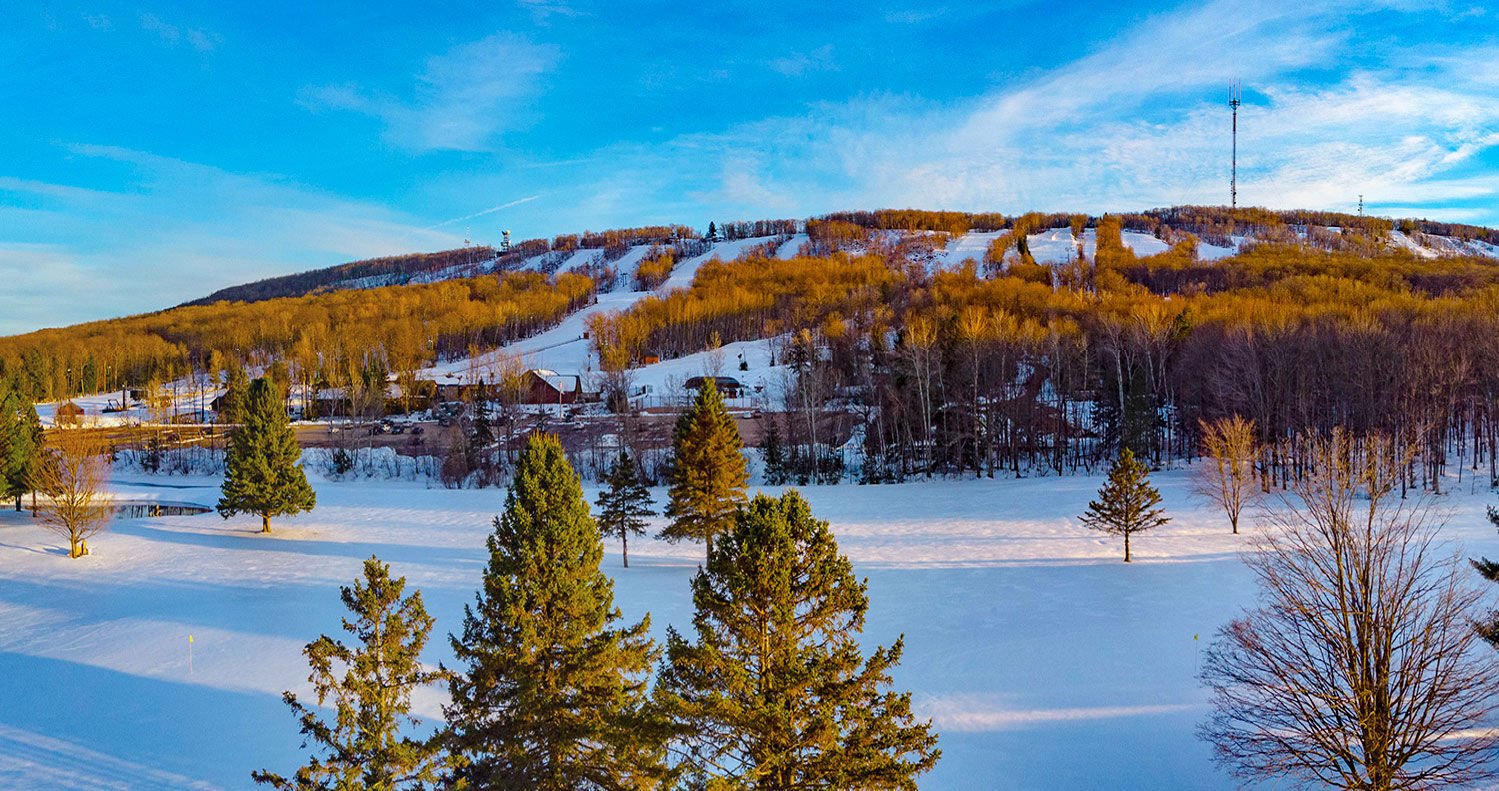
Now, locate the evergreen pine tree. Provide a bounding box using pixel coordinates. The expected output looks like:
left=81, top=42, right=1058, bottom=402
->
left=0, top=383, right=17, bottom=509
left=761, top=414, right=787, bottom=486
left=1120, top=365, right=1157, bottom=460
left=218, top=366, right=250, bottom=425
left=595, top=450, right=654, bottom=568
left=0, top=377, right=42, bottom=512
left=706, top=221, right=718, bottom=242
left=253, top=556, right=450, bottom=790
left=469, top=379, right=495, bottom=481
left=445, top=433, right=665, bottom=790
left=657, top=491, right=940, bottom=788
left=662, top=379, right=748, bottom=554
left=219, top=378, right=316, bottom=533
left=471, top=380, right=495, bottom=450
left=1079, top=448, right=1168, bottom=562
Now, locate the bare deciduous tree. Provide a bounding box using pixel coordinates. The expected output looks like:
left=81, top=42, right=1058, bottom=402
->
left=1194, top=415, right=1259, bottom=534
left=1200, top=431, right=1499, bottom=789
left=34, top=429, right=112, bottom=558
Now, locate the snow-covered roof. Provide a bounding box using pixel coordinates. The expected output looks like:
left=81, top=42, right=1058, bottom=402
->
left=528, top=369, right=580, bottom=392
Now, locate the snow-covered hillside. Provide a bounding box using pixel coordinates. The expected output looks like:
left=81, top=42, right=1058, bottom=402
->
left=405, top=223, right=1499, bottom=396
left=418, top=236, right=773, bottom=386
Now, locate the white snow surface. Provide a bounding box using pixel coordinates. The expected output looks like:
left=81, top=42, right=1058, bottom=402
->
left=775, top=234, right=807, bottom=258
left=420, top=236, right=792, bottom=384
left=1025, top=227, right=1171, bottom=263
left=1025, top=228, right=1080, bottom=264
left=3, top=467, right=1498, bottom=788
left=1195, top=238, right=1240, bottom=260
left=1388, top=230, right=1441, bottom=259
left=1388, top=230, right=1499, bottom=260
left=932, top=231, right=1007, bottom=268
left=36, top=383, right=219, bottom=428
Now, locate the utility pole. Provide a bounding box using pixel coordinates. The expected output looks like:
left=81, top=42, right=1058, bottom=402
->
left=1229, top=80, right=1241, bottom=209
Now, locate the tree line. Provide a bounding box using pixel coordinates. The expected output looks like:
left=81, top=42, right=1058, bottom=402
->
left=0, top=271, right=595, bottom=405
left=590, top=222, right=1499, bottom=491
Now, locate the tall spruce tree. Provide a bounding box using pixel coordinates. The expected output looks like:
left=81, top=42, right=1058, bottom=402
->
left=1079, top=448, right=1168, bottom=562
left=218, top=378, right=316, bottom=533
left=0, top=377, right=43, bottom=512
left=254, top=556, right=450, bottom=790
left=595, top=450, right=654, bottom=568
left=468, top=379, right=496, bottom=483
left=662, top=379, right=748, bottom=554
left=657, top=491, right=940, bottom=788
left=470, top=380, right=495, bottom=450
left=445, top=433, right=665, bottom=790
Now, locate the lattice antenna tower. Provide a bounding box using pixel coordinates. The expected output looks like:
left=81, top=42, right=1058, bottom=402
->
left=1229, top=79, right=1241, bottom=209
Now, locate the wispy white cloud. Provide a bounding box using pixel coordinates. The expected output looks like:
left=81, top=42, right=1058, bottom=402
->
left=516, top=0, right=582, bottom=24
left=921, top=694, right=1198, bottom=732
left=884, top=9, right=948, bottom=25
left=302, top=33, right=560, bottom=152
left=428, top=195, right=542, bottom=229
left=769, top=45, right=838, bottom=77
left=137, top=12, right=217, bottom=52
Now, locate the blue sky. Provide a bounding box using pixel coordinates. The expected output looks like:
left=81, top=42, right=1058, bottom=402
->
left=2, top=0, right=1497, bottom=334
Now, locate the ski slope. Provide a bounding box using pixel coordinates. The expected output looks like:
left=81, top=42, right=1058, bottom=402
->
left=418, top=237, right=771, bottom=384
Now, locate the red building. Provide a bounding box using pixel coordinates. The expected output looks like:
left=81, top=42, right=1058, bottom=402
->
left=522, top=369, right=584, bottom=405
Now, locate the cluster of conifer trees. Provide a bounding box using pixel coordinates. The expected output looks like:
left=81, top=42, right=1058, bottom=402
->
left=257, top=381, right=940, bottom=789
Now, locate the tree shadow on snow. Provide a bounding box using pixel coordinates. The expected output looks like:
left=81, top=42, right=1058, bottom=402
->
left=117, top=518, right=484, bottom=568
left=0, top=651, right=297, bottom=790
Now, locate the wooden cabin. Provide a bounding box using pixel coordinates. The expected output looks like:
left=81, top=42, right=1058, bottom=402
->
left=522, top=369, right=584, bottom=405
left=55, top=401, right=86, bottom=425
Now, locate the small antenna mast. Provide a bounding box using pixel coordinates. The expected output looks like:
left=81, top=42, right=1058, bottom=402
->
left=1229, top=79, right=1241, bottom=209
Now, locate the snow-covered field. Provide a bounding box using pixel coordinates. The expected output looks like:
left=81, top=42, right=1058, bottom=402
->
left=2, top=466, right=1497, bottom=789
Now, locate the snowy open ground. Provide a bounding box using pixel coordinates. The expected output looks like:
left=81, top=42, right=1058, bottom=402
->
left=2, top=466, right=1498, bottom=789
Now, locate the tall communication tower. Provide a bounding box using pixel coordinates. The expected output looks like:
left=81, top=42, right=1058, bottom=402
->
left=1229, top=80, right=1241, bottom=209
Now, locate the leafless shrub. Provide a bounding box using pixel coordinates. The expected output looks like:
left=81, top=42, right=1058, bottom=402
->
left=1193, top=415, right=1259, bottom=534
left=34, top=429, right=112, bottom=558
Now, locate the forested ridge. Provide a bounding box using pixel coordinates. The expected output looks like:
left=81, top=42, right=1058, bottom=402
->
left=1, top=271, right=594, bottom=404
left=586, top=212, right=1499, bottom=489
left=6, top=205, right=1499, bottom=491
left=185, top=223, right=698, bottom=306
